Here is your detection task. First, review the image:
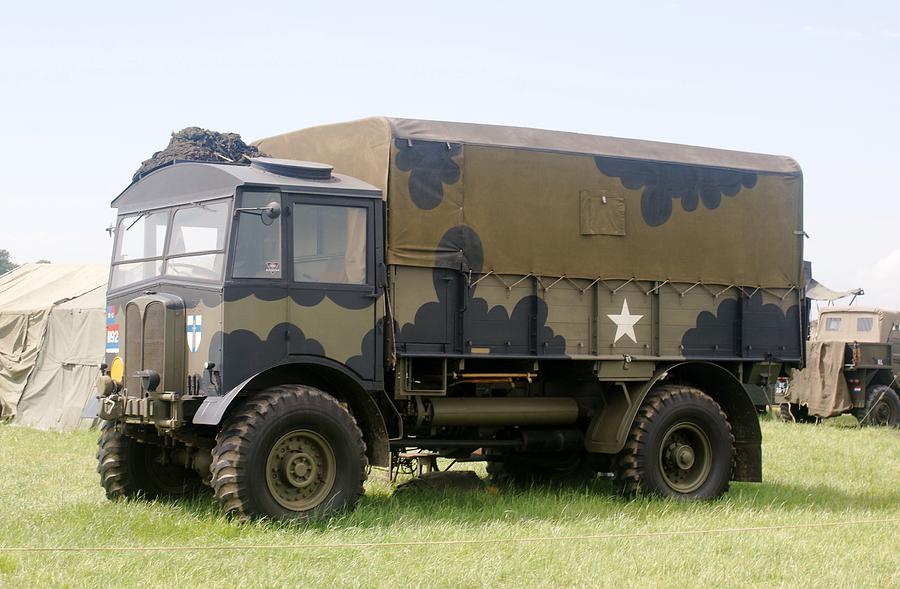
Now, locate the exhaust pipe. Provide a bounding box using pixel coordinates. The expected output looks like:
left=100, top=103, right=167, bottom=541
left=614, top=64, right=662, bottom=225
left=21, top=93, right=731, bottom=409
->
left=426, top=397, right=579, bottom=427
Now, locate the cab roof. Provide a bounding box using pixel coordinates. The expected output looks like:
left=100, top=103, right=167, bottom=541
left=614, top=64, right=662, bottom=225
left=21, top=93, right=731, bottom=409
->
left=818, top=306, right=900, bottom=316
left=112, top=159, right=381, bottom=214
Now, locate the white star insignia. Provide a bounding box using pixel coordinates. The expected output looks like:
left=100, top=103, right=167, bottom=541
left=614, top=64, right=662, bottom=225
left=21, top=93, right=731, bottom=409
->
left=607, top=299, right=643, bottom=344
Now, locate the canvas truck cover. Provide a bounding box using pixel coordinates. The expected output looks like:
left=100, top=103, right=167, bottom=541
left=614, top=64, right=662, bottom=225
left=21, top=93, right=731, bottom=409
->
left=257, top=117, right=803, bottom=288
left=786, top=341, right=852, bottom=418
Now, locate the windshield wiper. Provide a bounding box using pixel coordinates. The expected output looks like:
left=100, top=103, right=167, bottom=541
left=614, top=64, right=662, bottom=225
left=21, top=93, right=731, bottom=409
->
left=125, top=212, right=146, bottom=231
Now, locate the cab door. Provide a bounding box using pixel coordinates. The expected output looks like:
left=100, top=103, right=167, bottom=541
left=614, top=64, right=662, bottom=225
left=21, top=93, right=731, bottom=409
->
left=285, top=194, right=382, bottom=383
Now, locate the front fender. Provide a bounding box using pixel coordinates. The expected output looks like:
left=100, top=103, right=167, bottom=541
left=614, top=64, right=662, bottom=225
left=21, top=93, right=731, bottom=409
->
left=191, top=358, right=392, bottom=467
left=192, top=375, right=253, bottom=426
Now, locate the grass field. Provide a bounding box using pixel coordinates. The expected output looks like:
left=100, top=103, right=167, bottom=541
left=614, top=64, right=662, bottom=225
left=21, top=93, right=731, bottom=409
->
left=0, top=417, right=897, bottom=588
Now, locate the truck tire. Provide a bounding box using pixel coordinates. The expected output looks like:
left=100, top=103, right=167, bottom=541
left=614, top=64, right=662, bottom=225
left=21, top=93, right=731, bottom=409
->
left=97, top=421, right=203, bottom=500
left=486, top=451, right=594, bottom=488
left=210, top=385, right=368, bottom=521
left=854, top=385, right=900, bottom=428
left=779, top=403, right=817, bottom=424
left=615, top=385, right=734, bottom=500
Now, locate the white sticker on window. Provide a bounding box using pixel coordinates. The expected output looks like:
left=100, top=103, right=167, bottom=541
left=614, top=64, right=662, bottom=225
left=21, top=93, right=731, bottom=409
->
left=265, top=261, right=281, bottom=274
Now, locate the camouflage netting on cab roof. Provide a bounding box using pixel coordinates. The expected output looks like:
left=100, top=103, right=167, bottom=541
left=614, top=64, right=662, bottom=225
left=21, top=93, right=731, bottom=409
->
left=133, top=127, right=265, bottom=181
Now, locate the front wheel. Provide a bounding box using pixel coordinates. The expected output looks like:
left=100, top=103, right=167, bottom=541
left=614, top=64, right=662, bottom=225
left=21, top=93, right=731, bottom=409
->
left=210, top=385, right=368, bottom=521
left=854, top=385, right=900, bottom=427
left=97, top=421, right=204, bottom=500
left=615, top=385, right=734, bottom=500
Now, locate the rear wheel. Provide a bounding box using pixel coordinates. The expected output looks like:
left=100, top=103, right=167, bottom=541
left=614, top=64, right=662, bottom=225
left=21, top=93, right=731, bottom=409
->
left=210, top=385, right=367, bottom=521
left=97, top=421, right=204, bottom=500
left=615, top=385, right=734, bottom=500
left=854, top=385, right=900, bottom=427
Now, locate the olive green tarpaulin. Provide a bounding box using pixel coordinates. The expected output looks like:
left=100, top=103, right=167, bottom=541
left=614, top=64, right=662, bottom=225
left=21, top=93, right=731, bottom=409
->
left=256, top=117, right=803, bottom=288
left=0, top=264, right=107, bottom=429
left=786, top=341, right=852, bottom=418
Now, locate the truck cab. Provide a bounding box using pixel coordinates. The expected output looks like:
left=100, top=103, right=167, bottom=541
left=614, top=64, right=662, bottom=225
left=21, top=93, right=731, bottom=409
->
left=95, top=159, right=389, bottom=513
left=102, top=156, right=383, bottom=416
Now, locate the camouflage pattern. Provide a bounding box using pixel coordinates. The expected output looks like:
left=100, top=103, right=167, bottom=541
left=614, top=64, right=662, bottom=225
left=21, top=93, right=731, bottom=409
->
left=97, top=121, right=809, bottom=490
left=392, top=265, right=801, bottom=362
left=257, top=117, right=804, bottom=365
left=257, top=117, right=803, bottom=287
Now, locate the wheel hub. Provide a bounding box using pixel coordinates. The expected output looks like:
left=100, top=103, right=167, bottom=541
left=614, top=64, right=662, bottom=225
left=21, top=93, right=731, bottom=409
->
left=283, top=452, right=317, bottom=488
left=873, top=401, right=892, bottom=425
left=658, top=421, right=712, bottom=494
left=265, top=429, right=336, bottom=511
left=673, top=444, right=695, bottom=470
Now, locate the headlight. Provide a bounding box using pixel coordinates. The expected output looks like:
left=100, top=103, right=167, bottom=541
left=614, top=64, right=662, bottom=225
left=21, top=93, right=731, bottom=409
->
left=109, top=356, right=125, bottom=385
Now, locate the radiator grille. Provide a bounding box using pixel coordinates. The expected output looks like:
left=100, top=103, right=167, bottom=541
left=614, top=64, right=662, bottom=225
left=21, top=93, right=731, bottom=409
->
left=124, top=303, right=142, bottom=397
left=143, top=302, right=165, bottom=393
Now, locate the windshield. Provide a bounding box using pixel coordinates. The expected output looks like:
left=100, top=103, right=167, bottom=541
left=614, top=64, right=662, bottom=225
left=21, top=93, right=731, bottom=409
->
left=165, top=201, right=229, bottom=281
left=109, top=199, right=230, bottom=290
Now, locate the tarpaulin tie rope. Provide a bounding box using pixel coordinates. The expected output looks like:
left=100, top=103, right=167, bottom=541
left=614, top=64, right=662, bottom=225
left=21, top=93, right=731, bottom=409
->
left=0, top=517, right=897, bottom=553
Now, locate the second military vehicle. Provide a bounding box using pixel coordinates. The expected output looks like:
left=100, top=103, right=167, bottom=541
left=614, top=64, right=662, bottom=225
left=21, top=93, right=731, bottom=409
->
left=92, top=118, right=805, bottom=520
left=781, top=306, right=899, bottom=426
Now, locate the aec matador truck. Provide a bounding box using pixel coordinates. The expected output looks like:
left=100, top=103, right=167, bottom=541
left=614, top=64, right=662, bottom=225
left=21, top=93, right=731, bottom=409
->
left=92, top=118, right=805, bottom=520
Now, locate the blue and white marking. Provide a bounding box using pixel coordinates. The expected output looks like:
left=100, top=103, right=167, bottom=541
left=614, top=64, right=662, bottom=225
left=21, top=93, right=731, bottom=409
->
left=105, top=305, right=119, bottom=353
left=187, top=314, right=202, bottom=353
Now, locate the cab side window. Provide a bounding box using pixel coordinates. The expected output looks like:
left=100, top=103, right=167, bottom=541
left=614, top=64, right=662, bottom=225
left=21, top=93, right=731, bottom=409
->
left=233, top=192, right=282, bottom=279
left=292, top=204, right=367, bottom=284
left=824, top=317, right=842, bottom=332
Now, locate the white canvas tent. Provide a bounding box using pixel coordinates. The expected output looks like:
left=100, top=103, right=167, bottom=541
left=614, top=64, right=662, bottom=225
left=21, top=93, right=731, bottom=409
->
left=0, top=264, right=107, bottom=430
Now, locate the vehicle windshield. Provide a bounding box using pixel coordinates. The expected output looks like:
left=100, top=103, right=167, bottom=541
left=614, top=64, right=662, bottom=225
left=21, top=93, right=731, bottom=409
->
left=109, top=199, right=230, bottom=290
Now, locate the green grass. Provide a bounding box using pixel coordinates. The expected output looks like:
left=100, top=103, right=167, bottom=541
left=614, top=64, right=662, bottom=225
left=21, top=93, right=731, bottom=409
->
left=0, top=418, right=898, bottom=588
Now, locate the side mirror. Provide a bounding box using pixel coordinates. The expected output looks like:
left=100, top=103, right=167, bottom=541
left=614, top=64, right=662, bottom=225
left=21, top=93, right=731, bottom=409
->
left=261, top=201, right=281, bottom=226
left=235, top=201, right=282, bottom=225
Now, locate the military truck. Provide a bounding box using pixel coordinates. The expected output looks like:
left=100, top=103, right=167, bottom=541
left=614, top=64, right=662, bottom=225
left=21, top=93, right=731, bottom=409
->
left=92, top=118, right=805, bottom=520
left=780, top=306, right=899, bottom=426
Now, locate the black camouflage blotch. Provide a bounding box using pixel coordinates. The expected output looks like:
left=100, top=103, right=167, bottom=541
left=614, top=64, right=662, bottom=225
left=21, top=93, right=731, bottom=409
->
left=398, top=225, right=566, bottom=356
left=394, top=139, right=461, bottom=210
left=210, top=323, right=325, bottom=390
left=291, top=289, right=374, bottom=310
left=465, top=293, right=566, bottom=355
left=681, top=298, right=739, bottom=357
left=224, top=285, right=286, bottom=303
left=224, top=285, right=373, bottom=310
left=435, top=225, right=484, bottom=274
left=594, top=156, right=757, bottom=227
left=682, top=295, right=800, bottom=358
left=397, top=268, right=456, bottom=347
left=346, top=320, right=381, bottom=379
left=742, top=297, right=801, bottom=358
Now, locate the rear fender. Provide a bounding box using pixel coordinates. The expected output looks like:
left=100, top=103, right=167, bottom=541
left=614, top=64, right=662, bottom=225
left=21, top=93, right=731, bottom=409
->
left=586, top=361, right=762, bottom=482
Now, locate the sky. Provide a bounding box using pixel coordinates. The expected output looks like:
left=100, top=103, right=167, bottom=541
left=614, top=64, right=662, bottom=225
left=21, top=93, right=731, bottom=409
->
left=0, top=1, right=898, bottom=308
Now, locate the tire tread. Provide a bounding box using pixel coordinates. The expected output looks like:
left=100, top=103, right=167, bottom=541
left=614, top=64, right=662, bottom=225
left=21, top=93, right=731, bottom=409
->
left=210, top=385, right=368, bottom=520
left=614, top=384, right=734, bottom=498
